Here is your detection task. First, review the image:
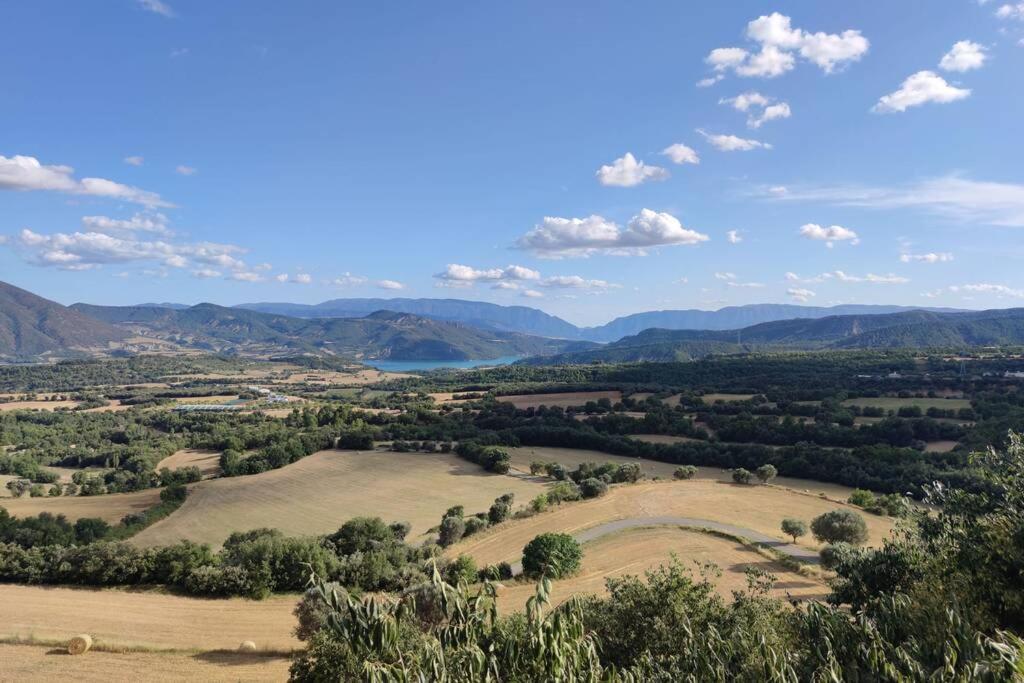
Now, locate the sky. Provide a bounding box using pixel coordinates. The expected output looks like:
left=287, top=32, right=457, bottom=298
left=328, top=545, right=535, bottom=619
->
left=1, top=1, right=1023, bottom=326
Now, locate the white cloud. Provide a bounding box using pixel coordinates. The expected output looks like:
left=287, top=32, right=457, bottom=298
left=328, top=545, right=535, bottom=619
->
left=834, top=271, right=909, bottom=284
left=786, top=270, right=907, bottom=285
left=704, top=13, right=868, bottom=81
left=521, top=289, right=544, bottom=298
left=276, top=273, right=289, bottom=283
left=9, top=219, right=262, bottom=277
left=768, top=176, right=1024, bottom=227
left=660, top=143, right=700, bottom=165
left=170, top=47, right=189, bottom=58
left=696, top=75, right=724, bottom=87
left=799, top=223, right=860, bottom=247
left=706, top=47, right=749, bottom=72
left=124, top=156, right=144, bottom=166
left=229, top=271, right=264, bottom=283
left=538, top=275, right=616, bottom=290
left=714, top=272, right=736, bottom=281
left=330, top=273, right=368, bottom=287
left=175, top=165, right=197, bottom=176
left=193, top=268, right=221, bottom=279
left=787, top=287, right=816, bottom=302
left=516, top=209, right=708, bottom=257
left=939, top=41, right=988, bottom=72
left=435, top=264, right=541, bottom=284
left=872, top=71, right=970, bottom=113
left=80, top=213, right=172, bottom=236
left=953, top=283, right=1024, bottom=297
left=138, top=0, right=174, bottom=17
left=727, top=281, right=765, bottom=288
left=726, top=230, right=743, bottom=244
left=595, top=153, right=669, bottom=187
left=900, top=252, right=954, bottom=263
left=995, top=2, right=1024, bottom=19
left=720, top=92, right=791, bottom=128
left=697, top=129, right=772, bottom=151
left=0, top=154, right=170, bottom=207
left=376, top=279, right=404, bottom=290
left=293, top=273, right=312, bottom=285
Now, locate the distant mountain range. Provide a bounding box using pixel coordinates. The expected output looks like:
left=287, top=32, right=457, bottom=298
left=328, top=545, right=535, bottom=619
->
left=521, top=308, right=1024, bottom=365
left=0, top=281, right=127, bottom=359
left=235, top=298, right=961, bottom=341
left=69, top=302, right=590, bottom=361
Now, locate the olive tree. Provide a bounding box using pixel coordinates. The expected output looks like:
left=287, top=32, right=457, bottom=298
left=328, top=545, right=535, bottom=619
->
left=811, top=509, right=868, bottom=545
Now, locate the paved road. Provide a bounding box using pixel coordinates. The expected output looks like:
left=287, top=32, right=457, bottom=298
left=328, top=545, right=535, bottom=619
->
left=507, top=516, right=819, bottom=575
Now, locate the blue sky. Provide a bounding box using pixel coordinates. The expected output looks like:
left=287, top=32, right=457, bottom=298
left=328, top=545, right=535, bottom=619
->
left=1, top=1, right=1023, bottom=326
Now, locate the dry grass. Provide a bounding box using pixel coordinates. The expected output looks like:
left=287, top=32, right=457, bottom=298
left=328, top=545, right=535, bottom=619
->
left=0, top=488, right=161, bottom=524
left=448, top=479, right=894, bottom=568
left=497, top=391, right=622, bottom=410
left=494, top=526, right=827, bottom=613
left=42, top=466, right=111, bottom=484
left=156, top=449, right=222, bottom=478
left=0, top=400, right=80, bottom=412
left=925, top=440, right=959, bottom=453
left=842, top=397, right=972, bottom=411
left=277, top=369, right=412, bottom=385
left=132, top=450, right=549, bottom=548
left=0, top=643, right=291, bottom=683
left=503, top=446, right=875, bottom=500
left=0, top=584, right=300, bottom=652
left=702, top=393, right=756, bottom=403
left=628, top=433, right=703, bottom=445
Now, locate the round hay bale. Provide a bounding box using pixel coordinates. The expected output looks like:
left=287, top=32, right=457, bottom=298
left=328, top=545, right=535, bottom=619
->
left=238, top=640, right=257, bottom=653
left=67, top=634, right=93, bottom=656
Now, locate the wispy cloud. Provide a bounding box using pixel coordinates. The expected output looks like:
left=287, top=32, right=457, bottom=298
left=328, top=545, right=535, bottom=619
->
left=138, top=0, right=174, bottom=17
left=762, top=175, right=1024, bottom=227
left=0, top=154, right=170, bottom=207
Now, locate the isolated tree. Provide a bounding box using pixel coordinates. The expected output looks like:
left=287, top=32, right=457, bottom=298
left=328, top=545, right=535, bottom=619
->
left=781, top=518, right=807, bottom=544
left=522, top=533, right=582, bottom=579
left=731, top=468, right=753, bottom=485
left=439, top=515, right=466, bottom=547
left=674, top=465, right=698, bottom=480
left=755, top=464, right=778, bottom=485
left=811, top=509, right=869, bottom=545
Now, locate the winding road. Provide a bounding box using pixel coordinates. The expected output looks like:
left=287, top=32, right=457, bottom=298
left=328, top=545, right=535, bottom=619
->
left=507, top=516, right=820, bottom=575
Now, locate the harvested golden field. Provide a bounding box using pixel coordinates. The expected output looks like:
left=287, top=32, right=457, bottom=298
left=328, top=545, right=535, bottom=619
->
left=0, top=488, right=161, bottom=524
left=82, top=399, right=133, bottom=413
left=503, top=446, right=872, bottom=500
left=842, top=396, right=972, bottom=411
left=0, top=643, right=291, bottom=683
left=133, top=450, right=548, bottom=548
left=278, top=368, right=411, bottom=385
left=925, top=440, right=959, bottom=453
left=497, top=391, right=622, bottom=409
left=42, top=465, right=111, bottom=484
left=628, top=433, right=703, bottom=445
left=0, top=399, right=79, bottom=412
left=702, top=393, right=755, bottom=403
left=495, top=526, right=827, bottom=613
left=0, top=584, right=299, bottom=652
left=448, top=480, right=894, bottom=567
left=156, top=449, right=222, bottom=478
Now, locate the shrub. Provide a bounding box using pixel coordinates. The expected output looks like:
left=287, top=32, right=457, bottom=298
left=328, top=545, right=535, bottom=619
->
left=547, top=481, right=581, bottom=504
left=444, top=554, right=477, bottom=585
left=847, top=489, right=875, bottom=508
left=579, top=477, right=609, bottom=499
left=731, top=468, right=753, bottom=485
left=464, top=516, right=489, bottom=537
left=438, top=516, right=466, bottom=547
left=674, top=465, right=698, bottom=480
left=819, top=542, right=858, bottom=571
left=811, top=509, right=869, bottom=545
left=755, top=464, right=777, bottom=484
left=521, top=533, right=582, bottom=579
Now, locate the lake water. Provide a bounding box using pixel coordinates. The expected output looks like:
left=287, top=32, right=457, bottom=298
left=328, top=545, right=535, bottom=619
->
left=365, top=356, right=522, bottom=372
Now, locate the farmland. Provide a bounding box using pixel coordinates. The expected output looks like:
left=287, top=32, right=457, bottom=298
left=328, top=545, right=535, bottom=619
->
left=841, top=396, right=972, bottom=412
left=496, top=390, right=622, bottom=409
left=494, top=526, right=827, bottom=613
left=0, top=487, right=161, bottom=524
left=132, top=449, right=549, bottom=548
